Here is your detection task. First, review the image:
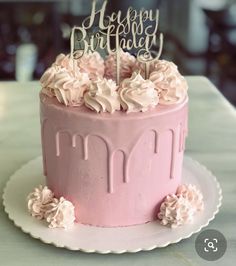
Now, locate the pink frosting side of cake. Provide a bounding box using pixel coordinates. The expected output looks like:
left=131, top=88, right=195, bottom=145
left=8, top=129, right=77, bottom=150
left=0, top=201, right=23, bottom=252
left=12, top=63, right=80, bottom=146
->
left=40, top=94, right=188, bottom=227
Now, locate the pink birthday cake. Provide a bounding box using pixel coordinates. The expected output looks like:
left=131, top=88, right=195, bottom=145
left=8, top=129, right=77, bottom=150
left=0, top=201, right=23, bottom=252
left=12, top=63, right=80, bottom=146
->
left=27, top=2, right=204, bottom=229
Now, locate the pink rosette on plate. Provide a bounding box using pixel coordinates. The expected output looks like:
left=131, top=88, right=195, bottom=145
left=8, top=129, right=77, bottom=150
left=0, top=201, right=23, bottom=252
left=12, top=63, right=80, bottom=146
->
left=149, top=60, right=188, bottom=105
left=177, top=184, right=204, bottom=212
left=27, top=185, right=54, bottom=220
left=119, top=72, right=159, bottom=113
left=158, top=194, right=194, bottom=228
left=44, top=197, right=75, bottom=229
left=104, top=50, right=136, bottom=82
left=158, top=184, right=204, bottom=228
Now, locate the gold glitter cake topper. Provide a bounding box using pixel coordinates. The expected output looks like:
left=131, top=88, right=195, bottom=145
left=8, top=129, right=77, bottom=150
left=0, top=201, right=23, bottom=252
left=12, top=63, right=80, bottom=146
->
left=70, top=0, right=163, bottom=83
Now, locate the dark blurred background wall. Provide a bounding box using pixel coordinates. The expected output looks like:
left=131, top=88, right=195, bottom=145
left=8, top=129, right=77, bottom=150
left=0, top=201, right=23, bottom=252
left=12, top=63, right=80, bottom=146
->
left=0, top=0, right=236, bottom=105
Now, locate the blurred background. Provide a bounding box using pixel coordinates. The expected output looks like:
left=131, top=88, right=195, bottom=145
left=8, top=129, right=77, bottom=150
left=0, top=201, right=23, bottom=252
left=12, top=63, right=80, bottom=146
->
left=0, top=0, right=236, bottom=105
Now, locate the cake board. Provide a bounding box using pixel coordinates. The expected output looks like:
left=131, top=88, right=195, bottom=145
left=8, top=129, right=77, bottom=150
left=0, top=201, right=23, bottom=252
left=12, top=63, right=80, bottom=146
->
left=2, top=156, right=222, bottom=253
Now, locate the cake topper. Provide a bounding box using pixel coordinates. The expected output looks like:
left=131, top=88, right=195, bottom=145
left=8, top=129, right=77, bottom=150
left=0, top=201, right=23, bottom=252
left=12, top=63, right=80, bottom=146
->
left=70, top=0, right=163, bottom=84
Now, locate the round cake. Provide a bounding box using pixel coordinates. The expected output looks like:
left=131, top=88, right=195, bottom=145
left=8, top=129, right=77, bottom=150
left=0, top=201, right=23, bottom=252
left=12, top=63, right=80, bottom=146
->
left=25, top=3, right=206, bottom=231
left=40, top=88, right=188, bottom=227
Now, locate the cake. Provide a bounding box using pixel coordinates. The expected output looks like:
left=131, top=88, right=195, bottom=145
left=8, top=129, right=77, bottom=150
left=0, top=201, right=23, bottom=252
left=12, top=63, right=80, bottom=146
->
left=38, top=52, right=188, bottom=227
left=27, top=2, right=204, bottom=229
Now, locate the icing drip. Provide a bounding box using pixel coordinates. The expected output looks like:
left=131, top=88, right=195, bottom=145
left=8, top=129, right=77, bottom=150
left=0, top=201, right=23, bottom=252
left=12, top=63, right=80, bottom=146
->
left=52, top=124, right=185, bottom=193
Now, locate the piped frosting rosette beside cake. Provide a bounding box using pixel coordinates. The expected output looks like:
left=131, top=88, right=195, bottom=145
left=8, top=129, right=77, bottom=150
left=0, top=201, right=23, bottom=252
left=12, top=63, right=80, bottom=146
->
left=28, top=49, right=204, bottom=229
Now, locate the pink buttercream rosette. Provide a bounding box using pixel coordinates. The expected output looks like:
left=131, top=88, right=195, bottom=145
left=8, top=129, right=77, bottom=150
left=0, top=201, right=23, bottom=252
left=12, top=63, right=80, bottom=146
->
left=27, top=185, right=54, bottom=219
left=27, top=185, right=76, bottom=229
left=76, top=51, right=105, bottom=81
left=149, top=60, right=188, bottom=105
left=104, top=50, right=136, bottom=82
left=40, top=51, right=188, bottom=111
left=158, top=184, right=204, bottom=228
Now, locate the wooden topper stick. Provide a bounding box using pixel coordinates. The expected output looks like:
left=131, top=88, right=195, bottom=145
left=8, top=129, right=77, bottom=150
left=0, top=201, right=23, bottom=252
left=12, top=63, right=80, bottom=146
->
left=70, top=27, right=76, bottom=58
left=143, top=33, right=164, bottom=79
left=116, top=47, right=121, bottom=85
left=145, top=61, right=150, bottom=80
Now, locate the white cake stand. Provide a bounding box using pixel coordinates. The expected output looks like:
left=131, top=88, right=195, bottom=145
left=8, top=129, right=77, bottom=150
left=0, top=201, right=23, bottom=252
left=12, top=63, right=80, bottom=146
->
left=2, top=156, right=222, bottom=254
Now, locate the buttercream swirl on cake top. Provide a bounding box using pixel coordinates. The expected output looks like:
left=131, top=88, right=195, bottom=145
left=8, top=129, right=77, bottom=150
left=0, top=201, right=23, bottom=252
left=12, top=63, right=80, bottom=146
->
left=53, top=68, right=90, bottom=106
left=104, top=50, right=136, bottom=81
left=53, top=53, right=78, bottom=72
left=119, top=72, right=159, bottom=113
left=40, top=66, right=59, bottom=97
left=76, top=51, right=105, bottom=81
left=158, top=184, right=204, bottom=228
left=149, top=60, right=188, bottom=105
left=40, top=51, right=188, bottom=111
left=27, top=185, right=54, bottom=220
left=44, top=197, right=75, bottom=229
left=84, top=78, right=120, bottom=113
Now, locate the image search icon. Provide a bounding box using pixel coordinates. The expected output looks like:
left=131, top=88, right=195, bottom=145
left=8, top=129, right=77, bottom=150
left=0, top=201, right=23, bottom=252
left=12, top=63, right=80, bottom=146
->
left=204, top=238, right=218, bottom=252
left=195, top=229, right=227, bottom=261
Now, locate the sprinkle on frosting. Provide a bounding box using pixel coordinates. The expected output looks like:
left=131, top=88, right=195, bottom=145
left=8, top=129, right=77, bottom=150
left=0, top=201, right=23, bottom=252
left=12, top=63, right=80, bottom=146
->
left=44, top=197, right=75, bottom=229
left=158, top=184, right=204, bottom=228
left=119, top=72, right=159, bottom=113
left=104, top=50, right=136, bottom=81
left=84, top=78, right=120, bottom=113
left=27, top=185, right=54, bottom=219
left=149, top=60, right=188, bottom=105
left=76, top=51, right=105, bottom=81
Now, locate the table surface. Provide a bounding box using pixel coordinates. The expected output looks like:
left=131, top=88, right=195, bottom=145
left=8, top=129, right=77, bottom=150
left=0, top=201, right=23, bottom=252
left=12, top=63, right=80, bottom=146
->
left=0, top=77, right=235, bottom=266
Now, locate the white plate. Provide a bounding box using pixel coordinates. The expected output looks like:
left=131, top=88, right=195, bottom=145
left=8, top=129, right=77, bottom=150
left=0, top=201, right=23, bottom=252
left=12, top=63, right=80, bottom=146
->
left=2, top=156, right=222, bottom=254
